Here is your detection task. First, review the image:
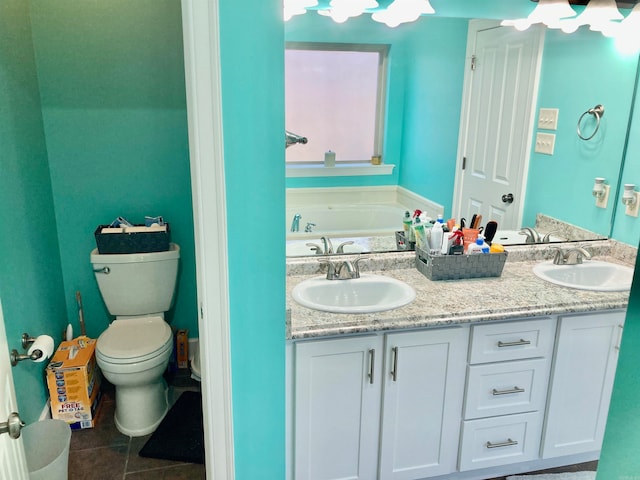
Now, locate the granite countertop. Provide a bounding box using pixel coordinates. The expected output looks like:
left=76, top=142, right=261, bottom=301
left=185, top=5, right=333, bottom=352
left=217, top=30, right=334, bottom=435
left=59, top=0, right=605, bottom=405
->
left=286, top=248, right=633, bottom=340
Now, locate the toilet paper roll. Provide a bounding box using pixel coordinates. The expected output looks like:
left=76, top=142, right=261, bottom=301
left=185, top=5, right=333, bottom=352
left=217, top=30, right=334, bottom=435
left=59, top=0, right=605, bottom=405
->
left=27, top=335, right=55, bottom=363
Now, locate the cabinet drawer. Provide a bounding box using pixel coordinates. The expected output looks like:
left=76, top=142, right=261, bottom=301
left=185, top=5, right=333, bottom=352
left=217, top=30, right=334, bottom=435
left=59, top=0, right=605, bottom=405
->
left=464, top=358, right=550, bottom=419
left=459, top=412, right=542, bottom=471
left=469, top=318, right=556, bottom=364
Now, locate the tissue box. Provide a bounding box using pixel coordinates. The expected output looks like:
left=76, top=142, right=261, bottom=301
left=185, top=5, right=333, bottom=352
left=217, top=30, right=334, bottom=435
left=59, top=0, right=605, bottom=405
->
left=46, top=337, right=102, bottom=430
left=94, top=223, right=170, bottom=254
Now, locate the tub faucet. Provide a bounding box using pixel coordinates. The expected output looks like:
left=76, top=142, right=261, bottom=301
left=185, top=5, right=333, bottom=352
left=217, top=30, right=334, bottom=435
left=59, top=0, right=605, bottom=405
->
left=305, top=222, right=315, bottom=233
left=290, top=213, right=301, bottom=232
left=519, top=227, right=540, bottom=243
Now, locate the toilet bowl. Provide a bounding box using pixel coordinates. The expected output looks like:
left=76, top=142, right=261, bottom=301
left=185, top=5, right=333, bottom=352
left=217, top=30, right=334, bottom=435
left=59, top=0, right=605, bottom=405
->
left=96, top=316, right=173, bottom=436
left=91, top=243, right=180, bottom=437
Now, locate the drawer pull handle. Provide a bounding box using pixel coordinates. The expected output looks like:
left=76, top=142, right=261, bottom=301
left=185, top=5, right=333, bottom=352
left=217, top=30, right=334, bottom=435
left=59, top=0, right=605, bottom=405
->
left=391, top=346, right=399, bottom=382
left=486, top=438, right=518, bottom=449
left=368, top=349, right=375, bottom=385
left=497, top=339, right=531, bottom=348
left=492, top=386, right=525, bottom=396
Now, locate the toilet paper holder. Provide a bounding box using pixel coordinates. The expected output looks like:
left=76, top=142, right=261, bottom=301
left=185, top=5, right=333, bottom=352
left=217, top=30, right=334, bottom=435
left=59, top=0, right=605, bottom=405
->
left=10, top=333, right=46, bottom=367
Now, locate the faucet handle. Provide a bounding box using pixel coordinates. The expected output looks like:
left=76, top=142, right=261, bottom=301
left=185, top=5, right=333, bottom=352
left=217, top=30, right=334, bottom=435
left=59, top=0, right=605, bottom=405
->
left=336, top=241, right=354, bottom=253
left=550, top=246, right=565, bottom=265
left=305, top=243, right=324, bottom=255
left=317, top=257, right=339, bottom=279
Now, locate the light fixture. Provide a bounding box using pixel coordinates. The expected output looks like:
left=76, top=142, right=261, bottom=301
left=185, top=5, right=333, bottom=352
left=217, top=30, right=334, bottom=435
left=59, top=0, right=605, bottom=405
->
left=371, top=0, right=435, bottom=28
left=603, top=3, right=640, bottom=54
left=318, top=0, right=378, bottom=23
left=284, top=0, right=318, bottom=21
left=622, top=184, right=637, bottom=206
left=592, top=177, right=610, bottom=209
left=592, top=177, right=606, bottom=198
left=555, top=0, right=623, bottom=33
left=622, top=184, right=640, bottom=217
left=501, top=0, right=577, bottom=31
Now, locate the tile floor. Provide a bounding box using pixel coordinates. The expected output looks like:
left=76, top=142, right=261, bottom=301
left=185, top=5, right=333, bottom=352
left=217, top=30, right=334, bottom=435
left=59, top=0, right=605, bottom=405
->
left=68, top=372, right=205, bottom=480
left=67, top=371, right=596, bottom=480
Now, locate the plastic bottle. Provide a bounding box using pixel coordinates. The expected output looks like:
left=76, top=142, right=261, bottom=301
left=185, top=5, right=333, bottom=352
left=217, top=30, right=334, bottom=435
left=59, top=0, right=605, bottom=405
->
left=413, top=216, right=428, bottom=250
left=467, top=235, right=490, bottom=254
left=430, top=217, right=444, bottom=255
left=403, top=211, right=414, bottom=242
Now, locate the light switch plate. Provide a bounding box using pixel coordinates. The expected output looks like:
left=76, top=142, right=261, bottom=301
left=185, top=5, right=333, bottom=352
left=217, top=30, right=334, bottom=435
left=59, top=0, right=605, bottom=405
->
left=535, top=133, right=556, bottom=155
left=625, top=192, right=640, bottom=217
left=538, top=108, right=559, bottom=130
left=595, top=184, right=609, bottom=209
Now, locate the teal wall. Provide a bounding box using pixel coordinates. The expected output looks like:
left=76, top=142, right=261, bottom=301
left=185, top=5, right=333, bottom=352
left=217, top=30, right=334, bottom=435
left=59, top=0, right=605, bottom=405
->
left=0, top=0, right=197, bottom=420
left=611, top=60, right=640, bottom=246
left=29, top=0, right=197, bottom=340
left=596, top=250, right=640, bottom=478
left=219, top=1, right=286, bottom=478
left=523, top=28, right=638, bottom=239
left=0, top=0, right=68, bottom=423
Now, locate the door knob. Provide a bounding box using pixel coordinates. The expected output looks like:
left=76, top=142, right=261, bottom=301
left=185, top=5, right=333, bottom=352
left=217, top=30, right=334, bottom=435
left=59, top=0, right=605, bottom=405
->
left=502, top=193, right=514, bottom=204
left=0, top=412, right=25, bottom=439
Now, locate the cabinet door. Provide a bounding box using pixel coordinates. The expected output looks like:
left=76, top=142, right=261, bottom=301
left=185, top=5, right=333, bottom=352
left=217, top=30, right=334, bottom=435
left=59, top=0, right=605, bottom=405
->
left=378, top=327, right=470, bottom=480
left=542, top=310, right=625, bottom=459
left=294, top=335, right=383, bottom=480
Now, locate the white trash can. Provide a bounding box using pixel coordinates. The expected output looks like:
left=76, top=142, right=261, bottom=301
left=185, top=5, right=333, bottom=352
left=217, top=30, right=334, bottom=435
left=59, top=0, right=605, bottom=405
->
left=22, top=419, right=71, bottom=480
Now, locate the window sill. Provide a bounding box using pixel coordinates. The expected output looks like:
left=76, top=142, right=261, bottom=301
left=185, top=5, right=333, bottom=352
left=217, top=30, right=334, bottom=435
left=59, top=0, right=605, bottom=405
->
left=286, top=163, right=395, bottom=178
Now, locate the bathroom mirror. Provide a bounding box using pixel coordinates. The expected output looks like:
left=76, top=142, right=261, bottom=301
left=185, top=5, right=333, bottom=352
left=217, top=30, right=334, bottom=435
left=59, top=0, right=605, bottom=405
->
left=284, top=13, right=640, bottom=257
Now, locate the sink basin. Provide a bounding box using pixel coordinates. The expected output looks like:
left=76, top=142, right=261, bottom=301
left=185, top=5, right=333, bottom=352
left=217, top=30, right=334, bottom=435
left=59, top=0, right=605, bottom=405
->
left=532, top=260, right=634, bottom=292
left=291, top=274, right=416, bottom=314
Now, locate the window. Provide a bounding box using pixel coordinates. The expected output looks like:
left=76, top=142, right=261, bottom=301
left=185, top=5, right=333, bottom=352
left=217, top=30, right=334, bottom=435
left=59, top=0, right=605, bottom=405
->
left=285, top=43, right=388, bottom=165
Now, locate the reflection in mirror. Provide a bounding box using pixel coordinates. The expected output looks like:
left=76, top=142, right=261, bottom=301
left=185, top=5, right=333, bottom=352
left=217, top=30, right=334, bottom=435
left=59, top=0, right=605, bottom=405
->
left=285, top=13, right=640, bottom=257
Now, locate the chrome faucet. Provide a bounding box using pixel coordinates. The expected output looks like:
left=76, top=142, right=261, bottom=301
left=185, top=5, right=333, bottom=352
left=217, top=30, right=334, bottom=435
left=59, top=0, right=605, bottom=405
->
left=519, top=227, right=540, bottom=243
left=321, top=256, right=367, bottom=280
left=321, top=236, right=334, bottom=254
left=305, top=236, right=334, bottom=255
left=290, top=213, right=301, bottom=232
left=304, top=222, right=315, bottom=233
left=552, top=246, right=592, bottom=265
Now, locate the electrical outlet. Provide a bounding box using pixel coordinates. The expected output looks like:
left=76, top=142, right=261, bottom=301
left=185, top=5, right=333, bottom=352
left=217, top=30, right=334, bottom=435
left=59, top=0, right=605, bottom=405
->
left=538, top=108, right=559, bottom=130
left=535, top=133, right=556, bottom=155
left=595, top=184, right=609, bottom=209
left=626, top=192, right=640, bottom=217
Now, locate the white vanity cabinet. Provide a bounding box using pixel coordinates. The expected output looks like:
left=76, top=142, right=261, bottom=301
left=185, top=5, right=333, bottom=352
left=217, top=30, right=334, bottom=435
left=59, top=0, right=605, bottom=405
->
left=459, top=318, right=555, bottom=471
left=292, top=327, right=469, bottom=480
left=542, top=310, right=625, bottom=459
left=293, top=335, right=383, bottom=480
left=378, top=328, right=469, bottom=480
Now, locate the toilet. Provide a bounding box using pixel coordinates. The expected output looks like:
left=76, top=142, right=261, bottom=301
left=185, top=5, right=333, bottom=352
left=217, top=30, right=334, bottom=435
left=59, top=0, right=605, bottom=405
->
left=90, top=244, right=180, bottom=437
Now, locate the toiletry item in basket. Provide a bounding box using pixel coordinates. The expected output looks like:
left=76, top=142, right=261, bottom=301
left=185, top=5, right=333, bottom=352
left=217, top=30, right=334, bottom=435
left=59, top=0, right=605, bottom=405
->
left=403, top=211, right=413, bottom=242
left=448, top=228, right=465, bottom=255
left=413, top=216, right=428, bottom=250
left=467, top=235, right=490, bottom=254
left=430, top=217, right=444, bottom=255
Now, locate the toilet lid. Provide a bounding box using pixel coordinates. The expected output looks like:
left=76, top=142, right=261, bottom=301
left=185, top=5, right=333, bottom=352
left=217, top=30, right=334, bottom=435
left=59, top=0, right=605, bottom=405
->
left=97, top=316, right=172, bottom=361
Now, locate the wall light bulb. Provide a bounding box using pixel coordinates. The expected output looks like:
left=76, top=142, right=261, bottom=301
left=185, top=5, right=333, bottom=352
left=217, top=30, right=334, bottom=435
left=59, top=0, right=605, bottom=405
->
left=622, top=184, right=638, bottom=206
left=592, top=177, right=606, bottom=198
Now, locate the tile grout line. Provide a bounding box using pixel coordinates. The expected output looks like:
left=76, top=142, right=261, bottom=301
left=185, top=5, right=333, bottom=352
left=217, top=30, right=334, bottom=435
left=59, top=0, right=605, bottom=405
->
left=122, top=435, right=133, bottom=479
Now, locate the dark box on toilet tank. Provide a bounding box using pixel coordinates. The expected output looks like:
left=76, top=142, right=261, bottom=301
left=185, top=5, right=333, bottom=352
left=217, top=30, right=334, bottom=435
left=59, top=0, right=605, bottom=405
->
left=94, top=223, right=171, bottom=254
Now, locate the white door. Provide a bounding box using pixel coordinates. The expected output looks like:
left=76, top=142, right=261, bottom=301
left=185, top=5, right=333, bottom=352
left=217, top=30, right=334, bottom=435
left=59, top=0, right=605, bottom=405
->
left=0, top=298, right=30, bottom=480
left=378, top=328, right=469, bottom=480
left=542, top=310, right=625, bottom=458
left=454, top=21, right=544, bottom=230
left=294, top=335, right=383, bottom=480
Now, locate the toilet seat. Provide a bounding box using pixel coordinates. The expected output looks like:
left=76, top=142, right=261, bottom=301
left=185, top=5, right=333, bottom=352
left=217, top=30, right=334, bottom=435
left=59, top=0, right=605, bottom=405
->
left=97, top=316, right=172, bottom=365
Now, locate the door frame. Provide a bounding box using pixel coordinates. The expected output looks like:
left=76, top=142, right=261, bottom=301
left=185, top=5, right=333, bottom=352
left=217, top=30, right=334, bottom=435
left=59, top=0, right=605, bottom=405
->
left=181, top=2, right=235, bottom=479
left=452, top=19, right=545, bottom=228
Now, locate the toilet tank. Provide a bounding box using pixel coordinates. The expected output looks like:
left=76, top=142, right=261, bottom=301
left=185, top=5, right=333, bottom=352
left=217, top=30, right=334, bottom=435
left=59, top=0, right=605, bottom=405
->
left=90, top=243, right=180, bottom=317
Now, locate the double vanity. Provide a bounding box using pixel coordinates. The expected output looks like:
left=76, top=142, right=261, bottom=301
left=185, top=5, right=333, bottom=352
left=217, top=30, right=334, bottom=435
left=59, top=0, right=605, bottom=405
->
left=285, top=240, right=635, bottom=480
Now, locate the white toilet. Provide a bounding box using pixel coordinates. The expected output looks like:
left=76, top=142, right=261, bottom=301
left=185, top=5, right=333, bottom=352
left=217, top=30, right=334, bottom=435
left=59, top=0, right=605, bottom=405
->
left=90, top=243, right=180, bottom=437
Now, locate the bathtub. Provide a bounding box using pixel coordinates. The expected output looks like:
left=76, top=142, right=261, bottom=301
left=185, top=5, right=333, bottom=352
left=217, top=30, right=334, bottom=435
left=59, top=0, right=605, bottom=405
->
left=286, top=204, right=406, bottom=240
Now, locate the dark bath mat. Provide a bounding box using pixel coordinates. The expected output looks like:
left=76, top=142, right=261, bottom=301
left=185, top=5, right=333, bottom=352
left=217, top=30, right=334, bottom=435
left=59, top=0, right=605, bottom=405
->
left=139, top=391, right=204, bottom=464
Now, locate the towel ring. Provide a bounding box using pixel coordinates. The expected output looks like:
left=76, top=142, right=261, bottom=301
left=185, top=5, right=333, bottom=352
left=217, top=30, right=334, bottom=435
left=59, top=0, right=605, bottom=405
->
left=577, top=104, right=604, bottom=141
